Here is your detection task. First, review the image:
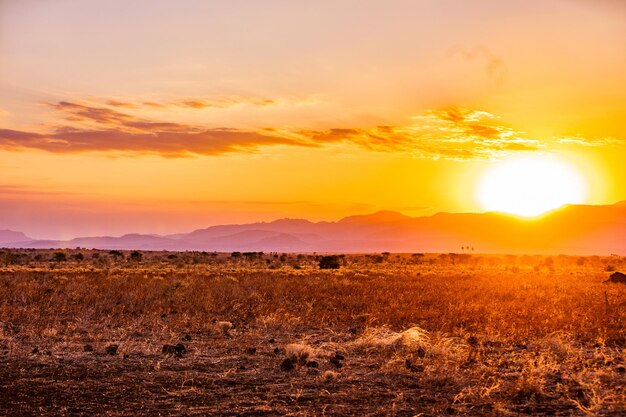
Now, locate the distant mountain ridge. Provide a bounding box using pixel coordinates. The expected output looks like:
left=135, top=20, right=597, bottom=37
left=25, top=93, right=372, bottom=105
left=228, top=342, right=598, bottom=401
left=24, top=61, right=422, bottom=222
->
left=1, top=202, right=625, bottom=255
left=0, top=230, right=30, bottom=245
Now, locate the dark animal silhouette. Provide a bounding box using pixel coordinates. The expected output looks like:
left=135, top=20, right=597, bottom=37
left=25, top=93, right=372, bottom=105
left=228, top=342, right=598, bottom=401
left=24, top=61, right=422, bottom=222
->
left=604, top=272, right=626, bottom=284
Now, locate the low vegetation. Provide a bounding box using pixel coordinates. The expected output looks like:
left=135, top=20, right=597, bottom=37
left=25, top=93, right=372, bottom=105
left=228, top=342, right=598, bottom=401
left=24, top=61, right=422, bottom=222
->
left=0, top=249, right=625, bottom=415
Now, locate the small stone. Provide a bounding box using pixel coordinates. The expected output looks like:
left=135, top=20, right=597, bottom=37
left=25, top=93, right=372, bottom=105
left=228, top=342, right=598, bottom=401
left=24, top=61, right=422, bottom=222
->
left=105, top=344, right=118, bottom=355
left=280, top=358, right=295, bottom=371
left=306, top=360, right=319, bottom=368
left=330, top=357, right=343, bottom=368
left=162, top=344, right=185, bottom=356
left=174, top=343, right=186, bottom=356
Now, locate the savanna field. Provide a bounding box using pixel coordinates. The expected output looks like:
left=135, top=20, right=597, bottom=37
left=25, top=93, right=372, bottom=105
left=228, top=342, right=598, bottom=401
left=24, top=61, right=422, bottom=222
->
left=0, top=250, right=625, bottom=416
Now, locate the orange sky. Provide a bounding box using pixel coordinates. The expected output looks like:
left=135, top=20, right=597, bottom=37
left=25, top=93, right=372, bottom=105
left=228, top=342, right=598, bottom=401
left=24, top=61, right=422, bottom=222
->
left=1, top=0, right=625, bottom=239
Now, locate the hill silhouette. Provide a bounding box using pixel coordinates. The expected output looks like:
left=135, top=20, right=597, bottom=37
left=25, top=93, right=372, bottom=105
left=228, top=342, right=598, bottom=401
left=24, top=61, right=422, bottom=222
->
left=1, top=202, right=625, bottom=255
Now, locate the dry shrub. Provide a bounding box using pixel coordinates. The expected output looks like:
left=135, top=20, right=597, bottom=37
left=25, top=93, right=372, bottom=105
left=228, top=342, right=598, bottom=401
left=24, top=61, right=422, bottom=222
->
left=285, top=343, right=315, bottom=364
left=323, top=370, right=339, bottom=382
left=1, top=252, right=625, bottom=415
left=352, top=325, right=430, bottom=353
left=428, top=331, right=467, bottom=361
left=41, top=327, right=58, bottom=338
left=529, top=332, right=578, bottom=361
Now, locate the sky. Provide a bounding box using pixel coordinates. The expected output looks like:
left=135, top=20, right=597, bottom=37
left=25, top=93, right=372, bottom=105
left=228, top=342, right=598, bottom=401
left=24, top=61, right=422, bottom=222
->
left=0, top=0, right=625, bottom=239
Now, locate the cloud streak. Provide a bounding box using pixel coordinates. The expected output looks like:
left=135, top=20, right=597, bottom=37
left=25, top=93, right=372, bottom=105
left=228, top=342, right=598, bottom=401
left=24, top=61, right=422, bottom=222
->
left=451, top=45, right=507, bottom=85
left=101, top=96, right=279, bottom=110
left=1, top=101, right=545, bottom=159
left=556, top=136, right=623, bottom=147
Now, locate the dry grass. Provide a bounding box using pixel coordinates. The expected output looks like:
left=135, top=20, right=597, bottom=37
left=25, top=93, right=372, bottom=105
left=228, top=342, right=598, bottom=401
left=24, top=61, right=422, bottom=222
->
left=0, top=249, right=625, bottom=415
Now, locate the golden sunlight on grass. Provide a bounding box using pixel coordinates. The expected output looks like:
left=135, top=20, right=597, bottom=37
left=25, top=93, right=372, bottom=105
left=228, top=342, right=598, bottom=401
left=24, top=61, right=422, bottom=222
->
left=1, top=250, right=625, bottom=415
left=475, top=155, right=588, bottom=217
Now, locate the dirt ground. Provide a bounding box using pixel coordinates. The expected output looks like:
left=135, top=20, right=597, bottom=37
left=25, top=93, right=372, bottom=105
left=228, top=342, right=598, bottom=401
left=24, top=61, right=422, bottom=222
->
left=1, top=250, right=625, bottom=416
left=6, top=333, right=622, bottom=416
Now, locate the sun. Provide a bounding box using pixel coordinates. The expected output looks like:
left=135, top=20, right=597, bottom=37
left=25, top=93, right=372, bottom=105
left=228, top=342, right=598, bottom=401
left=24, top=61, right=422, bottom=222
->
left=475, top=155, right=588, bottom=217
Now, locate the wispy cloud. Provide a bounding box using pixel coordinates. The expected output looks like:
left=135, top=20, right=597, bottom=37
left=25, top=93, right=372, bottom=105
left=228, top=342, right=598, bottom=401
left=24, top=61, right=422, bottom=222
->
left=0, top=102, right=547, bottom=159
left=556, top=136, right=623, bottom=147
left=450, top=45, right=507, bottom=85
left=0, top=184, right=84, bottom=198
left=99, top=96, right=280, bottom=110
left=292, top=108, right=541, bottom=160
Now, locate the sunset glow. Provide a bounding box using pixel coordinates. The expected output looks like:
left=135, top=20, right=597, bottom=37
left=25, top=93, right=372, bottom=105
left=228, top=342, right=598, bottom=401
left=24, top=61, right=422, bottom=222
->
left=2, top=3, right=626, bottom=413
left=0, top=0, right=624, bottom=242
left=476, top=156, right=588, bottom=217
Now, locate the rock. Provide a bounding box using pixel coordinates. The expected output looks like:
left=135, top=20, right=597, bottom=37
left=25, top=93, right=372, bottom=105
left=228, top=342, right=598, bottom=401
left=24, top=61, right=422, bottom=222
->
left=405, top=358, right=425, bottom=372
left=174, top=343, right=186, bottom=356
left=329, top=357, right=343, bottom=368
left=162, top=343, right=186, bottom=357
left=280, top=357, right=295, bottom=371
left=162, top=344, right=176, bottom=355
left=306, top=360, right=319, bottom=368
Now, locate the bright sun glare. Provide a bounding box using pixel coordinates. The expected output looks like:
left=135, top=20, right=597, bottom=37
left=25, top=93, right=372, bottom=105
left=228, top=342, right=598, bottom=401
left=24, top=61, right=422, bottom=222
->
left=476, top=156, right=588, bottom=217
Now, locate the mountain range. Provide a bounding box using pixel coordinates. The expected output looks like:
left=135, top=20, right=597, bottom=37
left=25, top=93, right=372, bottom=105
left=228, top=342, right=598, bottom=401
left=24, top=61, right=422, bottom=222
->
left=1, top=202, right=625, bottom=255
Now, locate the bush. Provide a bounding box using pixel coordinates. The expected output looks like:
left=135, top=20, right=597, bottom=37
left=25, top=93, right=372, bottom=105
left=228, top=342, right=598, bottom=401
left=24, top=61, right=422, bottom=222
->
left=129, top=251, right=143, bottom=261
left=52, top=252, right=67, bottom=262
left=319, top=255, right=341, bottom=270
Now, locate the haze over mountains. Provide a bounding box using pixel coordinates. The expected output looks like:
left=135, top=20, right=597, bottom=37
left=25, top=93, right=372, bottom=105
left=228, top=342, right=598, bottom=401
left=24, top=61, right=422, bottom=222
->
left=1, top=202, right=625, bottom=255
